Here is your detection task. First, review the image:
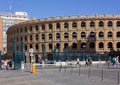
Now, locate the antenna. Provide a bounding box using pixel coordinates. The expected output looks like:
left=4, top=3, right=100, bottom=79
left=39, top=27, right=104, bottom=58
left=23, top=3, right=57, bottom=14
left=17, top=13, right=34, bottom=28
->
left=9, top=0, right=12, bottom=12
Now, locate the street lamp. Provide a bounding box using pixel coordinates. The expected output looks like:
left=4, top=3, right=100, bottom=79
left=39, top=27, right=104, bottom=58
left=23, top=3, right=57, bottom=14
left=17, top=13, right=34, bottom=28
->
left=29, top=48, right=34, bottom=63
left=25, top=51, right=29, bottom=63
left=29, top=48, right=34, bottom=72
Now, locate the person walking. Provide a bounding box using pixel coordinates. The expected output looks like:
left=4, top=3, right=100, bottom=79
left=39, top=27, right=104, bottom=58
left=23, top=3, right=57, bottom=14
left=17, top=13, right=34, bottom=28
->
left=8, top=59, right=13, bottom=70
left=4, top=59, right=8, bottom=70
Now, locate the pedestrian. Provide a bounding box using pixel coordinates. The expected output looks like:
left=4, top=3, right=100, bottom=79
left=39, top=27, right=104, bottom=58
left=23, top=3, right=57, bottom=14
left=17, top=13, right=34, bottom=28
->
left=116, top=56, right=119, bottom=64
left=4, top=59, right=8, bottom=70
left=85, top=58, right=89, bottom=66
left=88, top=57, right=92, bottom=65
left=8, top=59, right=13, bottom=70
left=112, top=57, right=116, bottom=67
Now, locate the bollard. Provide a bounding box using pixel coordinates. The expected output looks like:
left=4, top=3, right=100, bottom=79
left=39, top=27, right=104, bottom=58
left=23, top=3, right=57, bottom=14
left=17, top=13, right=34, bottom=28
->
left=70, top=64, right=73, bottom=74
left=59, top=64, right=62, bottom=72
left=108, top=63, right=110, bottom=69
left=79, top=64, right=81, bottom=76
left=88, top=66, right=90, bottom=78
left=118, top=71, right=119, bottom=84
left=64, top=66, right=66, bottom=72
left=32, top=63, right=36, bottom=74
left=101, top=69, right=103, bottom=81
left=97, top=63, right=98, bottom=68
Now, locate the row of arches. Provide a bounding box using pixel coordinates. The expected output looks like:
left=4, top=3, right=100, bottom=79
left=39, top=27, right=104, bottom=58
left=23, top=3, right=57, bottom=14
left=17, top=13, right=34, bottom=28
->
left=23, top=42, right=120, bottom=51
left=8, top=21, right=120, bottom=35
left=41, top=21, right=120, bottom=29
left=8, top=31, right=120, bottom=43
left=48, top=42, right=120, bottom=49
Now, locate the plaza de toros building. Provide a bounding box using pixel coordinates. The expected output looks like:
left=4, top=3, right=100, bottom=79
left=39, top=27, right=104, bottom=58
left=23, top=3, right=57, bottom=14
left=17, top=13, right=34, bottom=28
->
left=7, top=14, right=120, bottom=63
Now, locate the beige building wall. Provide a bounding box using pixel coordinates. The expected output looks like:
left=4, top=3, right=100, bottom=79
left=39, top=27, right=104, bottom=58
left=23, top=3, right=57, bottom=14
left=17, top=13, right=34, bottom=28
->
left=6, top=15, right=120, bottom=62
left=0, top=18, right=3, bottom=50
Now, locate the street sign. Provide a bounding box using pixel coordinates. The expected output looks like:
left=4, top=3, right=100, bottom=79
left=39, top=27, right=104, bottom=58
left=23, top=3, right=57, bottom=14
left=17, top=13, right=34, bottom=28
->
left=29, top=48, right=34, bottom=53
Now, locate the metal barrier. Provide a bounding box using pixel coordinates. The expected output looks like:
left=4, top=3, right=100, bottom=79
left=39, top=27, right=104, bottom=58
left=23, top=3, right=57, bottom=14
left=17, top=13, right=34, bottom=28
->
left=24, top=62, right=120, bottom=84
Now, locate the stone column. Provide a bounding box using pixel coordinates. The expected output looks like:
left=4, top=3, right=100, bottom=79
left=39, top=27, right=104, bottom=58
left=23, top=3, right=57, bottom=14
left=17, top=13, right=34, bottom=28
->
left=95, top=41, right=99, bottom=53
left=104, top=41, right=108, bottom=52
left=68, top=21, right=72, bottom=31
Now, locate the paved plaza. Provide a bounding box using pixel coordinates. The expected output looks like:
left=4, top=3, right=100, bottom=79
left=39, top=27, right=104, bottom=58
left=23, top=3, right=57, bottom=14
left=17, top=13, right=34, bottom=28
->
left=0, top=63, right=120, bottom=85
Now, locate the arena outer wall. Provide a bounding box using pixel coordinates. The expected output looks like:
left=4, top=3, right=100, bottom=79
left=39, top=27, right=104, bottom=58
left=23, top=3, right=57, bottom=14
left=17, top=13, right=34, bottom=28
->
left=6, top=14, right=120, bottom=63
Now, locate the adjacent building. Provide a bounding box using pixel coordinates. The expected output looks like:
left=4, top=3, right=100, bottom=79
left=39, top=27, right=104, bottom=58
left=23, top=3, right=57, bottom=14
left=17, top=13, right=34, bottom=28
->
left=0, top=12, right=29, bottom=54
left=6, top=14, right=120, bottom=63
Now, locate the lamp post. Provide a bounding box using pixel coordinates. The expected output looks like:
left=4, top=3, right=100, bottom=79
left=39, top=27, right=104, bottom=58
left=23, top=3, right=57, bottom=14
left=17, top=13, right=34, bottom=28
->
left=29, top=48, right=34, bottom=72
left=25, top=52, right=29, bottom=63
left=29, top=48, right=34, bottom=63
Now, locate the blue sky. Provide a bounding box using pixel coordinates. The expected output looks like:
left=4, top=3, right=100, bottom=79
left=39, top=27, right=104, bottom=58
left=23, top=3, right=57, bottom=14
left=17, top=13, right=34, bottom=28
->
left=0, top=0, right=120, bottom=19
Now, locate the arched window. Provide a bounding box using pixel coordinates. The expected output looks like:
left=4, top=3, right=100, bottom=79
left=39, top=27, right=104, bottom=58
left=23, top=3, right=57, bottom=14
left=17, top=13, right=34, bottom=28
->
left=64, top=43, right=69, bottom=49
left=30, top=44, right=32, bottom=48
left=108, top=31, right=112, bottom=37
left=72, top=32, right=77, bottom=38
left=90, top=21, right=95, bottom=27
left=20, top=37, right=23, bottom=41
left=81, top=43, right=86, bottom=48
left=56, top=43, right=60, bottom=49
left=108, top=21, right=113, bottom=27
left=99, top=32, right=104, bottom=37
left=49, top=44, right=53, bottom=49
left=56, top=33, right=60, bottom=40
left=56, top=23, right=60, bottom=29
left=29, top=26, right=32, bottom=32
left=117, top=42, right=120, bottom=48
left=99, top=42, right=104, bottom=48
left=116, top=21, right=120, bottom=27
left=25, top=27, right=27, bottom=32
left=49, top=34, right=52, bottom=39
left=36, top=34, right=39, bottom=40
left=49, top=24, right=52, bottom=31
left=81, top=32, right=86, bottom=38
left=72, top=22, right=77, bottom=28
left=108, top=42, right=113, bottom=48
left=25, top=44, right=27, bottom=50
left=41, top=24, right=45, bottom=31
left=64, top=22, right=69, bottom=28
left=99, top=21, right=104, bottom=27
left=90, top=42, right=95, bottom=48
left=64, top=32, right=69, bottom=39
left=90, top=32, right=95, bottom=37
left=72, top=43, right=77, bottom=49
left=42, top=34, right=45, bottom=40
left=81, top=22, right=86, bottom=27
left=35, top=25, right=38, bottom=31
left=25, top=36, right=27, bottom=41
left=117, top=32, right=120, bottom=37
left=36, top=44, right=38, bottom=49
left=30, top=35, right=32, bottom=41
